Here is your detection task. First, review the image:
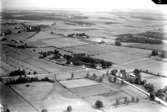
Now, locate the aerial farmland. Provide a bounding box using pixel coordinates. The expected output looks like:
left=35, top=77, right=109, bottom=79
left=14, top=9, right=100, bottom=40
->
left=0, top=9, right=167, bottom=112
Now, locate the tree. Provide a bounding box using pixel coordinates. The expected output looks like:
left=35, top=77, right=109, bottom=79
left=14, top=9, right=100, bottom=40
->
left=97, top=76, right=103, bottom=82
left=115, top=40, right=122, bottom=46
left=151, top=49, right=158, bottom=56
left=155, top=89, right=165, bottom=99
left=131, top=97, right=135, bottom=102
left=113, top=77, right=117, bottom=83
left=133, top=69, right=141, bottom=84
left=135, top=97, right=139, bottom=103
left=94, top=100, right=103, bottom=109
left=41, top=109, right=48, bottom=112
left=66, top=105, right=72, bottom=112
left=91, top=73, right=97, bottom=80
left=124, top=97, right=128, bottom=104
left=111, top=69, right=118, bottom=76
left=120, top=69, right=126, bottom=79
left=85, top=73, right=90, bottom=78
left=149, top=92, right=155, bottom=101
left=144, top=83, right=154, bottom=93
left=71, top=73, right=74, bottom=79
left=115, top=98, right=119, bottom=106
left=121, top=80, right=124, bottom=85
left=108, top=77, right=113, bottom=83
left=160, top=51, right=166, bottom=58
left=3, top=104, right=10, bottom=112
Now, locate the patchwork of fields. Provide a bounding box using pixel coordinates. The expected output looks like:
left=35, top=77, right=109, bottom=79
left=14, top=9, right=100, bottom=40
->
left=1, top=10, right=167, bottom=112
left=59, top=78, right=147, bottom=108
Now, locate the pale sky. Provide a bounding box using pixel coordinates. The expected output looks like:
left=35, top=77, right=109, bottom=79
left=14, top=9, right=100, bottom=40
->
left=1, top=0, right=167, bottom=13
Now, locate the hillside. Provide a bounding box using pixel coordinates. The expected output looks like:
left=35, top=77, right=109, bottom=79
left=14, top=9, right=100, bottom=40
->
left=116, top=30, right=164, bottom=44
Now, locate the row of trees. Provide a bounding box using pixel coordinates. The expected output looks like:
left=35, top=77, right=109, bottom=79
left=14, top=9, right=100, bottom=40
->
left=8, top=69, right=38, bottom=77
left=5, top=77, right=54, bottom=85
left=151, top=49, right=166, bottom=58
left=9, top=69, right=26, bottom=76
left=86, top=73, right=103, bottom=83
left=66, top=53, right=112, bottom=69
left=39, top=50, right=113, bottom=69
left=67, top=33, right=89, bottom=39
left=155, top=87, right=167, bottom=101
left=39, top=49, right=61, bottom=59
left=114, top=97, right=139, bottom=106
left=140, top=69, right=161, bottom=77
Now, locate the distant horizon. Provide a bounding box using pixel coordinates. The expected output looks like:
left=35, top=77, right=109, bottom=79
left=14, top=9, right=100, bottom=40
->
left=1, top=0, right=167, bottom=14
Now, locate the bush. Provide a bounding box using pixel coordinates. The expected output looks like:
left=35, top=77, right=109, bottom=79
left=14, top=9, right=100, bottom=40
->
left=94, top=100, right=103, bottom=109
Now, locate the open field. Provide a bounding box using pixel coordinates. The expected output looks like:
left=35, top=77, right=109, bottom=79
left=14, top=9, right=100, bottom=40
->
left=141, top=73, right=167, bottom=91
left=27, top=31, right=88, bottom=47
left=10, top=81, right=95, bottom=112
left=64, top=44, right=151, bottom=64
left=71, top=83, right=117, bottom=97
left=0, top=83, right=37, bottom=112
left=60, top=78, right=99, bottom=88
left=123, top=43, right=167, bottom=51
left=60, top=78, right=147, bottom=109
left=0, top=61, right=15, bottom=76
left=43, top=38, right=87, bottom=48
left=27, top=31, right=57, bottom=42
left=4, top=32, right=37, bottom=42
left=69, top=80, right=147, bottom=108
left=120, top=59, right=167, bottom=75
left=11, top=82, right=54, bottom=109
left=105, top=100, right=167, bottom=112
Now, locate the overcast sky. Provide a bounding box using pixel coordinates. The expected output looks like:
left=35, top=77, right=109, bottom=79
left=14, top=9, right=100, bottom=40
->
left=1, top=0, right=167, bottom=14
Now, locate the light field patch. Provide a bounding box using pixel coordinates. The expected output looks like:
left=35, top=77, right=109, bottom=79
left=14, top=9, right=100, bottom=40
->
left=43, top=38, right=87, bottom=48
left=60, top=79, right=99, bottom=88
left=71, top=84, right=116, bottom=97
